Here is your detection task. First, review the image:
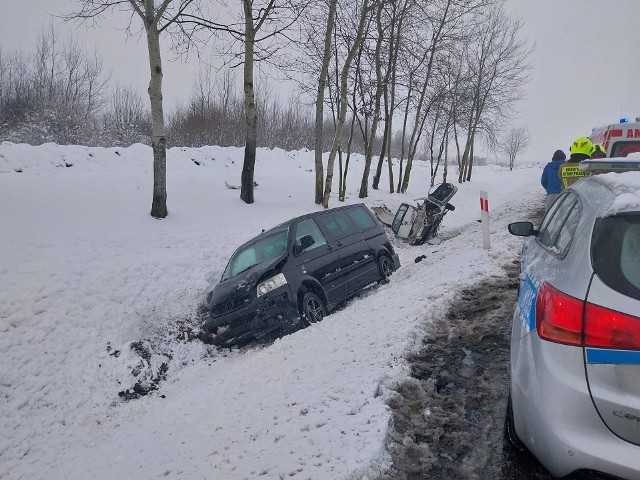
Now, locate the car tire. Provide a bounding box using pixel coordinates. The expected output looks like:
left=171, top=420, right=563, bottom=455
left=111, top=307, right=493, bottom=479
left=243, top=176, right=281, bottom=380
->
left=505, top=393, right=527, bottom=453
left=301, top=292, right=327, bottom=325
left=378, top=255, right=394, bottom=284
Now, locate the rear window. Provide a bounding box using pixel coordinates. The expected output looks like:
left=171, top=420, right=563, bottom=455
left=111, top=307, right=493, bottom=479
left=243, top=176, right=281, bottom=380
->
left=610, top=140, right=640, bottom=158
left=591, top=214, right=640, bottom=301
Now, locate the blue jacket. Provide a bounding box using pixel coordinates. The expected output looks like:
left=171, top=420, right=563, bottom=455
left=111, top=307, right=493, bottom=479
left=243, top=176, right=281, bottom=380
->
left=541, top=159, right=564, bottom=194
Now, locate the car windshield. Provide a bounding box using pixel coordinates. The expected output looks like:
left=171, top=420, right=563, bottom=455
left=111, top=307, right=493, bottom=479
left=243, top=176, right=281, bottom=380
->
left=222, top=226, right=289, bottom=281
left=591, top=213, right=640, bottom=301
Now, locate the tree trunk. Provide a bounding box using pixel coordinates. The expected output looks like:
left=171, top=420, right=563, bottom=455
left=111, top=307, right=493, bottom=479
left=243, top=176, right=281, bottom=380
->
left=397, top=71, right=413, bottom=193
left=340, top=115, right=356, bottom=201
left=358, top=1, right=385, bottom=199
left=145, top=3, right=167, bottom=219
left=240, top=0, right=257, bottom=204
left=443, top=129, right=448, bottom=183
left=466, top=135, right=474, bottom=181
left=322, top=0, right=370, bottom=208
left=314, top=0, right=337, bottom=205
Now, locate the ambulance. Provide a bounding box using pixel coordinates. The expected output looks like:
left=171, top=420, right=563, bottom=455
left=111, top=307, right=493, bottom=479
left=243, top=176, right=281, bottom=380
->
left=590, top=117, right=640, bottom=157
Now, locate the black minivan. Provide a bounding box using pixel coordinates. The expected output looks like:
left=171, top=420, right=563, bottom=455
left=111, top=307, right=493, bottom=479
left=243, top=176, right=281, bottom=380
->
left=203, top=203, right=400, bottom=346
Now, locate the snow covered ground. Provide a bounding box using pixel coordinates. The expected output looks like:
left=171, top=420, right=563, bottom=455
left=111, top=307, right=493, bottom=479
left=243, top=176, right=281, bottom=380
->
left=0, top=141, right=542, bottom=480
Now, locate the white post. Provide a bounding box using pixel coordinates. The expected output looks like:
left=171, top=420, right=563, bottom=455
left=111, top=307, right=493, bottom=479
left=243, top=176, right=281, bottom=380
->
left=480, top=190, right=490, bottom=250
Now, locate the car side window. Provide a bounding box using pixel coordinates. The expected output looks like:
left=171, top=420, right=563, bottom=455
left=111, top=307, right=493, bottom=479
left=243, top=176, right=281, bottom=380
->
left=538, top=193, right=579, bottom=251
left=537, top=192, right=568, bottom=239
left=348, top=206, right=376, bottom=231
left=554, top=198, right=582, bottom=256
left=316, top=211, right=357, bottom=241
left=294, top=218, right=327, bottom=253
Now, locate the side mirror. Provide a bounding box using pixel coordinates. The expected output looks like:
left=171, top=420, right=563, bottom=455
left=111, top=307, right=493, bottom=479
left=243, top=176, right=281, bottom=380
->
left=508, top=221, right=537, bottom=237
left=296, top=234, right=315, bottom=253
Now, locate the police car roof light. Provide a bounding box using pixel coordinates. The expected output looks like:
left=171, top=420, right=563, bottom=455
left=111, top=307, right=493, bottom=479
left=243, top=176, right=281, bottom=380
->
left=579, top=158, right=640, bottom=172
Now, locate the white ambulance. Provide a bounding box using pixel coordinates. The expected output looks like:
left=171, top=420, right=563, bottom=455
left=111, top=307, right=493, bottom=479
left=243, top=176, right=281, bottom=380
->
left=590, top=117, right=640, bottom=157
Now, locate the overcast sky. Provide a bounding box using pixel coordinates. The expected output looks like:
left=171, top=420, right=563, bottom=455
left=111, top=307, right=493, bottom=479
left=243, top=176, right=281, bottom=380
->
left=1, top=0, right=639, bottom=163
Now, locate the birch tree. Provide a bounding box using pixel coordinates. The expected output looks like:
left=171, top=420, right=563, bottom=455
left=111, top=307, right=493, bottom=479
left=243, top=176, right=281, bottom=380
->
left=313, top=0, right=338, bottom=205
left=68, top=0, right=199, bottom=218
left=177, top=1, right=304, bottom=204
left=322, top=0, right=373, bottom=208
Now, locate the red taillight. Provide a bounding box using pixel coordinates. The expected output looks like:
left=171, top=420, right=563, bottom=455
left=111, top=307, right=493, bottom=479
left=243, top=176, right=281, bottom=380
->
left=535, top=283, right=583, bottom=346
left=584, top=303, right=640, bottom=349
left=536, top=283, right=640, bottom=349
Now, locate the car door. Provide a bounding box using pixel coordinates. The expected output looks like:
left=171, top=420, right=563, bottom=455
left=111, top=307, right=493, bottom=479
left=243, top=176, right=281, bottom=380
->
left=314, top=209, right=367, bottom=298
left=290, top=216, right=347, bottom=308
left=514, top=192, right=582, bottom=339
left=346, top=205, right=381, bottom=289
left=584, top=213, right=640, bottom=445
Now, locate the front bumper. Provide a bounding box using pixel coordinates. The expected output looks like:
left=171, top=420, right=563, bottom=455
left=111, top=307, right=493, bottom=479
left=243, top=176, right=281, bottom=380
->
left=203, top=287, right=300, bottom=346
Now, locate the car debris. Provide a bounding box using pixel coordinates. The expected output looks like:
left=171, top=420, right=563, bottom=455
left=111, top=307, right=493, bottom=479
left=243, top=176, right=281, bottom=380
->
left=372, top=183, right=457, bottom=246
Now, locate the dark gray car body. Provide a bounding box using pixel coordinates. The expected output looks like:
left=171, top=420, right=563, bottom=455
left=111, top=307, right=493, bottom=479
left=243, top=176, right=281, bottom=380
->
left=203, top=203, right=400, bottom=346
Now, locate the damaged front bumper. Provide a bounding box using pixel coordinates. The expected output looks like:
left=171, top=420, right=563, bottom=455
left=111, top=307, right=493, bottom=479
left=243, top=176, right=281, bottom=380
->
left=202, top=287, right=301, bottom=347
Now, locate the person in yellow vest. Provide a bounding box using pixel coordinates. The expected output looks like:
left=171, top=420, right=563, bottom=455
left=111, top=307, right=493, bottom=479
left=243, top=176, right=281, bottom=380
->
left=559, top=136, right=593, bottom=190
left=591, top=143, right=606, bottom=159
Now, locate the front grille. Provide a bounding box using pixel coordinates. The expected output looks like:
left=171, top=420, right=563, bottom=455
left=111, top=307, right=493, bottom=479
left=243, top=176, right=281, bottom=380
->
left=211, top=294, right=252, bottom=318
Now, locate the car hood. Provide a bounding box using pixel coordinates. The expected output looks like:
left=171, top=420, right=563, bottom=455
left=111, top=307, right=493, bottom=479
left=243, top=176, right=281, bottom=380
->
left=210, top=254, right=287, bottom=307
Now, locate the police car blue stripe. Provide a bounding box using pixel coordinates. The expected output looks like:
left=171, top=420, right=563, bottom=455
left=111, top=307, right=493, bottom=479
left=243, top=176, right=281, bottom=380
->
left=517, top=275, right=538, bottom=332
left=586, top=348, right=640, bottom=365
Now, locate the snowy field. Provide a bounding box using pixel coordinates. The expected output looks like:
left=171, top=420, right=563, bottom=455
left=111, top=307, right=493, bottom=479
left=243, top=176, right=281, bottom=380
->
left=0, top=142, right=542, bottom=479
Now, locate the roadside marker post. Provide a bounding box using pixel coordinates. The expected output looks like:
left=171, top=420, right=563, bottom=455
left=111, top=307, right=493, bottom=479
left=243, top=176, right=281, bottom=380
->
left=480, top=190, right=490, bottom=250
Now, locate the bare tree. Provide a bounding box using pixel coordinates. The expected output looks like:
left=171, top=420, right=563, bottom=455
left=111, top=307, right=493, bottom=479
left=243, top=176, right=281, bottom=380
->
left=177, top=1, right=305, bottom=204
left=322, top=0, right=374, bottom=208
left=67, top=0, right=199, bottom=218
left=104, top=83, right=150, bottom=146
left=499, top=124, right=529, bottom=170
left=0, top=25, right=110, bottom=145
left=313, top=0, right=338, bottom=205
left=371, top=0, right=411, bottom=193
left=356, top=0, right=386, bottom=199
left=456, top=6, right=531, bottom=183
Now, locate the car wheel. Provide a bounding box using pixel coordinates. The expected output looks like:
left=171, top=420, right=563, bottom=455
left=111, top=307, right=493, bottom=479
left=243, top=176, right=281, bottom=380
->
left=505, top=393, right=527, bottom=453
left=378, top=255, right=394, bottom=283
left=301, top=292, right=326, bottom=325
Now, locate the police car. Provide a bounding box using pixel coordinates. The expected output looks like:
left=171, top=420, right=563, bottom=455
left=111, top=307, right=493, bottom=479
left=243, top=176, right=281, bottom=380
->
left=506, top=163, right=640, bottom=478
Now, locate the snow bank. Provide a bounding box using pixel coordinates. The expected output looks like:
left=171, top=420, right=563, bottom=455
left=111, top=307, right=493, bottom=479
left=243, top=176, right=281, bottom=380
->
left=0, top=142, right=542, bottom=479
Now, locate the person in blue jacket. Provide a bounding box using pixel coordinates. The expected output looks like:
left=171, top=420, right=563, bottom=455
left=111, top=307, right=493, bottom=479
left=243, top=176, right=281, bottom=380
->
left=541, top=149, right=565, bottom=211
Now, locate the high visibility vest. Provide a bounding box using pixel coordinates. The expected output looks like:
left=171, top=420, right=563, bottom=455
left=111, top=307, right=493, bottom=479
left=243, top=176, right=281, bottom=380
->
left=559, top=162, right=590, bottom=190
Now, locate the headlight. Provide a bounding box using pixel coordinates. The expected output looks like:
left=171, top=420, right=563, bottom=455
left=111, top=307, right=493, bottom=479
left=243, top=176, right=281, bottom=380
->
left=257, top=273, right=287, bottom=297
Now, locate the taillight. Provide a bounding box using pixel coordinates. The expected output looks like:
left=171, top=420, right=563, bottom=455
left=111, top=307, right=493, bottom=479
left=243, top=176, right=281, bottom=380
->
left=584, top=303, right=640, bottom=349
left=535, top=283, right=583, bottom=346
